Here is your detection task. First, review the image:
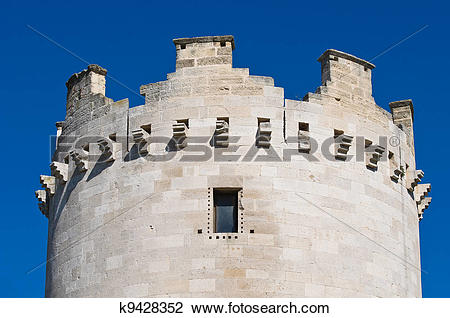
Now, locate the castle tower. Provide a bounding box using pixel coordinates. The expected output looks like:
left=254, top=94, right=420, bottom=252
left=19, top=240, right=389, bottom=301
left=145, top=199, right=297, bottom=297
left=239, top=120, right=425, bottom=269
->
left=37, top=35, right=431, bottom=297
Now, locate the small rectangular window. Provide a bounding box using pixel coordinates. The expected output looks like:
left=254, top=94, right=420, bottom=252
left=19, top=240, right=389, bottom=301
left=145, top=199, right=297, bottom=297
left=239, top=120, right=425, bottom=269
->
left=213, top=189, right=239, bottom=233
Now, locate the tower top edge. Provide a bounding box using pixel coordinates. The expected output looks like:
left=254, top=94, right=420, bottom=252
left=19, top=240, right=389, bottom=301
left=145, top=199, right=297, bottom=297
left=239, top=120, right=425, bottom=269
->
left=389, top=99, right=414, bottom=120
left=173, top=35, right=235, bottom=50
left=318, top=49, right=375, bottom=70
left=65, top=64, right=107, bottom=89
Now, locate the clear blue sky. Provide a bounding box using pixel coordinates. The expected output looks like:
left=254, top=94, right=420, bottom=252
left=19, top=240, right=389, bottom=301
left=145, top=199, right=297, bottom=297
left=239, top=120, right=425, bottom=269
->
left=0, top=0, right=447, bottom=297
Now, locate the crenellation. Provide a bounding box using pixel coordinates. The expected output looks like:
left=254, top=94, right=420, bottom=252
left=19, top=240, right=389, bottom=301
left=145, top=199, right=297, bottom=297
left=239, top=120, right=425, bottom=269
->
left=318, top=49, right=375, bottom=100
left=63, top=64, right=114, bottom=135
left=390, top=100, right=414, bottom=151
left=174, top=35, right=234, bottom=71
left=66, top=64, right=107, bottom=112
left=38, top=35, right=429, bottom=298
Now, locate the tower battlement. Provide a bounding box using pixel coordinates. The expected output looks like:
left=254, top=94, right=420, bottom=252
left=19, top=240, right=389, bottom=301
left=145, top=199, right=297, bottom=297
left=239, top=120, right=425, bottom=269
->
left=65, top=64, right=107, bottom=110
left=318, top=49, right=374, bottom=99
left=63, top=64, right=112, bottom=134
left=173, top=35, right=234, bottom=70
left=390, top=99, right=415, bottom=150
left=38, top=35, right=430, bottom=298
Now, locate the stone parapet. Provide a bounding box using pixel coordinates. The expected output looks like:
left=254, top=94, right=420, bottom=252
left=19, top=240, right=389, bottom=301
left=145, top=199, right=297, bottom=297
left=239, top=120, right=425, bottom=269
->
left=37, top=35, right=430, bottom=298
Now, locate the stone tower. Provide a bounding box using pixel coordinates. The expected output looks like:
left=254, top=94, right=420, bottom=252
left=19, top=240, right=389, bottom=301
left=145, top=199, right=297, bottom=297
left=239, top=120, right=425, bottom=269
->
left=36, top=35, right=431, bottom=297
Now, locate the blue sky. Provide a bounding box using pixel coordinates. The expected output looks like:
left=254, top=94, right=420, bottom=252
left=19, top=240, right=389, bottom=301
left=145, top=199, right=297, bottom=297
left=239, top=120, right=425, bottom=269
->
left=0, top=0, right=447, bottom=297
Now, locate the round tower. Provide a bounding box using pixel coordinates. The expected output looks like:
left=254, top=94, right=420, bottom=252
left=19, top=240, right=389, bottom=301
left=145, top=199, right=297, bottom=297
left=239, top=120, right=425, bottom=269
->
left=36, top=35, right=431, bottom=297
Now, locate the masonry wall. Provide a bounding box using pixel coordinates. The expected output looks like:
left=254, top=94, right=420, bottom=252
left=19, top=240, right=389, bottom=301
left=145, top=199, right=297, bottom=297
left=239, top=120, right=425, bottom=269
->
left=41, top=36, right=425, bottom=297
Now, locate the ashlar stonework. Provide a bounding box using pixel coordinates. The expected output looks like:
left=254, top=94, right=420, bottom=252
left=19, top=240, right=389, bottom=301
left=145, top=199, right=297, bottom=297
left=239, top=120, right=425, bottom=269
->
left=37, top=35, right=431, bottom=297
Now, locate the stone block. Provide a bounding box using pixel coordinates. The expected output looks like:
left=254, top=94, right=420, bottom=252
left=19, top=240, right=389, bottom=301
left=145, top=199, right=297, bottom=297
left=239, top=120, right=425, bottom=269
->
left=40, top=35, right=425, bottom=299
left=189, top=279, right=215, bottom=293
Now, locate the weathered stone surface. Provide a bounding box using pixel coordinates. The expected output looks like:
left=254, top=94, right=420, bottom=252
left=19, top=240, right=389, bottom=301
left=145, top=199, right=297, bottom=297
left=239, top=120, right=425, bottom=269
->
left=35, top=190, right=48, bottom=217
left=38, top=35, right=429, bottom=298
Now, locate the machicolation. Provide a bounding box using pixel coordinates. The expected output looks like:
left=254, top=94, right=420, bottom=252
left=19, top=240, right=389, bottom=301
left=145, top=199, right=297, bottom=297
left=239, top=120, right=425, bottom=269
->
left=37, top=35, right=431, bottom=297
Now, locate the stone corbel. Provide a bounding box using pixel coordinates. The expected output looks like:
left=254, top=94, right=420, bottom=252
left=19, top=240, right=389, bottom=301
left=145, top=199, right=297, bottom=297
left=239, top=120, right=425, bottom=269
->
left=415, top=183, right=431, bottom=204
left=365, top=145, right=385, bottom=169
left=418, top=197, right=432, bottom=221
left=407, top=169, right=424, bottom=192
left=97, top=138, right=119, bottom=162
left=40, top=175, right=55, bottom=195
left=256, top=121, right=271, bottom=148
left=132, top=129, right=150, bottom=155
left=215, top=119, right=229, bottom=147
left=390, top=166, right=402, bottom=182
left=172, top=122, right=188, bottom=150
left=334, top=132, right=353, bottom=160
left=35, top=189, right=48, bottom=217
left=50, top=162, right=68, bottom=183
left=388, top=152, right=403, bottom=182
left=298, top=130, right=311, bottom=153
left=70, top=148, right=89, bottom=172
left=403, top=173, right=431, bottom=221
